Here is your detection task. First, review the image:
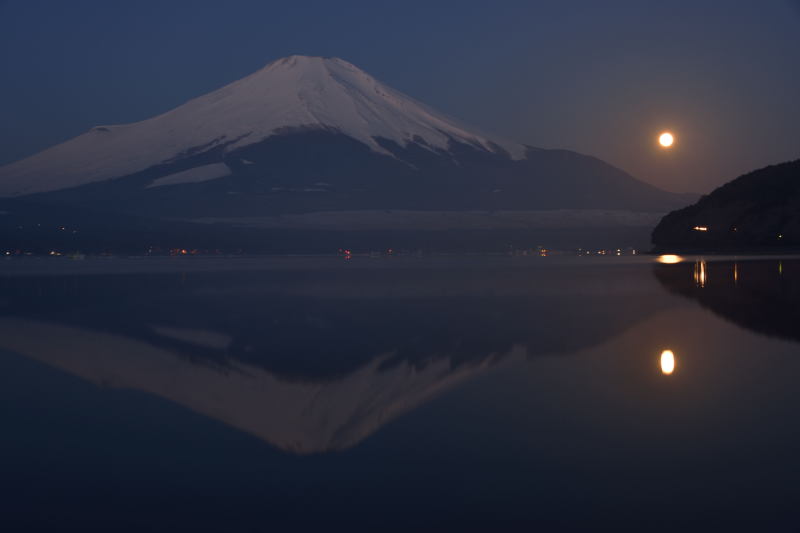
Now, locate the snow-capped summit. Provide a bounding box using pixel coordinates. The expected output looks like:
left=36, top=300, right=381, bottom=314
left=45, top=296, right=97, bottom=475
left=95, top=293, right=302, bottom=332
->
left=0, top=54, right=693, bottom=221
left=0, top=55, right=524, bottom=197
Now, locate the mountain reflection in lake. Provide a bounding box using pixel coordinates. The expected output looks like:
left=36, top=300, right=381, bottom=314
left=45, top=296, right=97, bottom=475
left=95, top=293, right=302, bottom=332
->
left=2, top=256, right=800, bottom=531
left=0, top=258, right=666, bottom=454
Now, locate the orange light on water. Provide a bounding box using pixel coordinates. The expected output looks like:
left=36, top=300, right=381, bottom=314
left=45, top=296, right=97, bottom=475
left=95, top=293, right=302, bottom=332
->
left=660, top=350, right=676, bottom=375
left=656, top=254, right=683, bottom=264
left=693, top=260, right=707, bottom=287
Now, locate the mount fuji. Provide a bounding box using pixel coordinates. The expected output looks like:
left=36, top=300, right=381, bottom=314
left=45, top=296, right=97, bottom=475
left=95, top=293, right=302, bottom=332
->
left=0, top=55, right=693, bottom=251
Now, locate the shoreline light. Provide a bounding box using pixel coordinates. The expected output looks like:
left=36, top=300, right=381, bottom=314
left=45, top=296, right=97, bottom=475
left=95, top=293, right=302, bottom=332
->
left=656, top=254, right=683, bottom=264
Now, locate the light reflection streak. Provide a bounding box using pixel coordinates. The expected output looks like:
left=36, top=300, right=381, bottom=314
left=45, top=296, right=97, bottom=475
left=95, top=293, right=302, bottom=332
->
left=660, top=350, right=676, bottom=375
left=693, top=260, right=707, bottom=288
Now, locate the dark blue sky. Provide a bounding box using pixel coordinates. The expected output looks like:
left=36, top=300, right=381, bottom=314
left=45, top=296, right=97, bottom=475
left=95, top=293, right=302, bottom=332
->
left=1, top=0, right=798, bottom=193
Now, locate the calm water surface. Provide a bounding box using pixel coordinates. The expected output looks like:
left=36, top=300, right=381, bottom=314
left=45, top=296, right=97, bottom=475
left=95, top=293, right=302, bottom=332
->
left=1, top=255, right=799, bottom=531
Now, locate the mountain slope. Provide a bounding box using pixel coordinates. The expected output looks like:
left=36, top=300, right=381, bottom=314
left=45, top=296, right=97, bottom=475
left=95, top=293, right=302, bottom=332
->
left=0, top=55, right=523, bottom=197
left=0, top=55, right=691, bottom=225
left=652, top=159, right=800, bottom=250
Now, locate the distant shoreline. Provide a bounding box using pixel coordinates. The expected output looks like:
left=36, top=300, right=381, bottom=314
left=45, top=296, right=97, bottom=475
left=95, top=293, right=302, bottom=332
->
left=649, top=248, right=800, bottom=256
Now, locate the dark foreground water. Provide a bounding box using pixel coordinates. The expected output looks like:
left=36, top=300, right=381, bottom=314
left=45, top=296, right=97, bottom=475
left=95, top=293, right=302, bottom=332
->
left=1, top=255, right=799, bottom=532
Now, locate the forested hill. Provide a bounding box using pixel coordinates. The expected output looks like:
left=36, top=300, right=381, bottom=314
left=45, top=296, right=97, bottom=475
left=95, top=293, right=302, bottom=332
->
left=652, top=159, right=800, bottom=251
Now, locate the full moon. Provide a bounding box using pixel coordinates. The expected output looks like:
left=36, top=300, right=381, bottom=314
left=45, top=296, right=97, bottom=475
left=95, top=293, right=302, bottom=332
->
left=659, top=132, right=675, bottom=148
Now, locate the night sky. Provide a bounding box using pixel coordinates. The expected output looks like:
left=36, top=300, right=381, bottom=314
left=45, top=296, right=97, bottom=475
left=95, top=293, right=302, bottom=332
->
left=1, top=0, right=798, bottom=194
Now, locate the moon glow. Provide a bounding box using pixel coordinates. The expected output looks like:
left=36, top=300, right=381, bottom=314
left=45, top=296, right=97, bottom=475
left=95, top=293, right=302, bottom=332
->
left=659, top=132, right=674, bottom=148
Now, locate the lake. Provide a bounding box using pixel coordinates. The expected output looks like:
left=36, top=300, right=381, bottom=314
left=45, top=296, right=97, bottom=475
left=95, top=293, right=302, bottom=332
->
left=2, top=255, right=799, bottom=531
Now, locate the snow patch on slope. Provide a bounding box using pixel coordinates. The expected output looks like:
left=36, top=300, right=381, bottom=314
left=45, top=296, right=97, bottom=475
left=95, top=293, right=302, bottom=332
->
left=146, top=163, right=230, bottom=189
left=149, top=324, right=232, bottom=349
left=0, top=55, right=526, bottom=197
